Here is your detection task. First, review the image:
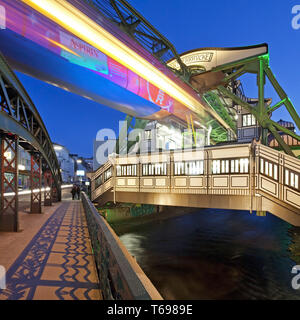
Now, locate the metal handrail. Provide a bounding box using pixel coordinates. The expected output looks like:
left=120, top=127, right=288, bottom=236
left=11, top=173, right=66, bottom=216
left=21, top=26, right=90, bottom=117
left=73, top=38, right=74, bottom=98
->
left=81, top=192, right=163, bottom=300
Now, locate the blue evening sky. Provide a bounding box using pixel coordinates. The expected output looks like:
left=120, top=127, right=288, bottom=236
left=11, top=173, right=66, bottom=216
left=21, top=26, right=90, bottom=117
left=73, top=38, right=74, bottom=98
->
left=16, top=0, right=300, bottom=157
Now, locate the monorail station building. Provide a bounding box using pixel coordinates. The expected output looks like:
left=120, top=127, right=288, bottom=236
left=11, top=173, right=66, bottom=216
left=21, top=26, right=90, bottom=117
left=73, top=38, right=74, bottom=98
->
left=91, top=45, right=300, bottom=228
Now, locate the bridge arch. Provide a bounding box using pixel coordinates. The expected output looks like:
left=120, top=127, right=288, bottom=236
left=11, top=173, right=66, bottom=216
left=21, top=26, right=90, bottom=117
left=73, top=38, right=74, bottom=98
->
left=0, top=52, right=62, bottom=231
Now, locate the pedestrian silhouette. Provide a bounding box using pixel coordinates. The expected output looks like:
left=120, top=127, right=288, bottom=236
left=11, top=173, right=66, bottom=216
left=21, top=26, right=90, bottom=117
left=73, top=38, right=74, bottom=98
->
left=76, top=185, right=81, bottom=200
left=71, top=185, right=77, bottom=200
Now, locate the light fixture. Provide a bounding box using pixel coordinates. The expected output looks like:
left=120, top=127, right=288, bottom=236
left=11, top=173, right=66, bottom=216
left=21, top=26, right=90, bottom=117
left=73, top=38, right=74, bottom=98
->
left=77, top=159, right=82, bottom=164
left=4, top=151, right=12, bottom=160
left=22, top=0, right=231, bottom=132
left=54, top=145, right=63, bottom=151
left=18, top=164, right=26, bottom=171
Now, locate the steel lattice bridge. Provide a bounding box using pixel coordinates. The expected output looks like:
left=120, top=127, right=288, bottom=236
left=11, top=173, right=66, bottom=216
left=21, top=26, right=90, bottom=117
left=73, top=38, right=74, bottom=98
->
left=0, top=0, right=299, bottom=230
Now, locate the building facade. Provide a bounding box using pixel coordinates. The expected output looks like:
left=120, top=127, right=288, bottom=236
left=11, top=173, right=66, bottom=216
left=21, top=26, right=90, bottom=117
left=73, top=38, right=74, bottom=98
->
left=53, top=143, right=75, bottom=183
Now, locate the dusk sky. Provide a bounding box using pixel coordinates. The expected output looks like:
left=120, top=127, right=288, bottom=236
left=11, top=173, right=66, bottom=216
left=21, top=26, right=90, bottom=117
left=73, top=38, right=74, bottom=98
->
left=16, top=0, right=300, bottom=157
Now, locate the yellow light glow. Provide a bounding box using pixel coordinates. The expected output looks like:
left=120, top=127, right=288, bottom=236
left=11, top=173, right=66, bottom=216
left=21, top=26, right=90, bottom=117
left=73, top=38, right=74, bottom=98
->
left=43, top=35, right=81, bottom=57
left=21, top=0, right=231, bottom=131
left=18, top=164, right=26, bottom=171
left=4, top=151, right=11, bottom=160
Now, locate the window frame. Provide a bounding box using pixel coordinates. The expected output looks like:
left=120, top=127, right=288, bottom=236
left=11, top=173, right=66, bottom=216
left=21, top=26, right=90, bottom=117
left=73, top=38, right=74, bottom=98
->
left=174, top=160, right=204, bottom=176
left=116, top=164, right=137, bottom=177
left=242, top=113, right=256, bottom=127
left=211, top=158, right=250, bottom=175
left=142, top=163, right=167, bottom=176
left=259, top=157, right=279, bottom=181
left=284, top=168, right=300, bottom=192
left=103, top=167, right=112, bottom=182
left=95, top=174, right=103, bottom=188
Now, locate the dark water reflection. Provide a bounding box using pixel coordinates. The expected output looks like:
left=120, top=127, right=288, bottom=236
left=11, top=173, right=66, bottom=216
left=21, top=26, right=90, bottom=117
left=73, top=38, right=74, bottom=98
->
left=116, top=209, right=300, bottom=300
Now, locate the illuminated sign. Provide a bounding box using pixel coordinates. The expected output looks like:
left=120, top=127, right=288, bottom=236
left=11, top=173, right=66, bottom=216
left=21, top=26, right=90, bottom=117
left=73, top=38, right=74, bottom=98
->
left=76, top=170, right=85, bottom=176
left=168, top=52, right=214, bottom=70
left=168, top=46, right=268, bottom=74
left=59, top=32, right=109, bottom=74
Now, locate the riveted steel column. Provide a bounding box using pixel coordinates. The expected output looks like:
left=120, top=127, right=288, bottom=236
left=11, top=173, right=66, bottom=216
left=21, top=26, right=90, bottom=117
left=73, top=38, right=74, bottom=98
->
left=0, top=133, right=19, bottom=232
left=30, top=153, right=42, bottom=213
left=44, top=170, right=52, bottom=206
left=52, top=184, right=58, bottom=203
left=257, top=58, right=268, bottom=145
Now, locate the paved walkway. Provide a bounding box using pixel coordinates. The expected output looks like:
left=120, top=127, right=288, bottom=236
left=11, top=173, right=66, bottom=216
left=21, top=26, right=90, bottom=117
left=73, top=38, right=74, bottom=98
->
left=0, top=201, right=102, bottom=300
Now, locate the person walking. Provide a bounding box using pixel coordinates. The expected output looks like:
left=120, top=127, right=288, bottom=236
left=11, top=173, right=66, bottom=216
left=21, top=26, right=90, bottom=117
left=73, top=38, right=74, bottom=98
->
left=71, top=185, right=77, bottom=200
left=76, top=185, right=81, bottom=200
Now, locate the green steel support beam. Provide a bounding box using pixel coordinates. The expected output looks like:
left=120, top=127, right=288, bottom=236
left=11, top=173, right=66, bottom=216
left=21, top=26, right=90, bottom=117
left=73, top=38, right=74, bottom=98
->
left=257, top=58, right=265, bottom=116
left=264, top=65, right=300, bottom=131
left=257, top=58, right=267, bottom=144
left=267, top=98, right=287, bottom=114
left=212, top=55, right=260, bottom=73
left=217, top=86, right=254, bottom=114
left=216, top=54, right=299, bottom=157
left=223, top=66, right=247, bottom=83
left=270, top=120, right=300, bottom=142
left=267, top=123, right=295, bottom=157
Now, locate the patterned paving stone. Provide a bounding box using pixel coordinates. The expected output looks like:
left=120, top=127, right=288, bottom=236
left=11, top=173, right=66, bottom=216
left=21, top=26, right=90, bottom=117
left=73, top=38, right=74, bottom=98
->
left=0, top=201, right=102, bottom=300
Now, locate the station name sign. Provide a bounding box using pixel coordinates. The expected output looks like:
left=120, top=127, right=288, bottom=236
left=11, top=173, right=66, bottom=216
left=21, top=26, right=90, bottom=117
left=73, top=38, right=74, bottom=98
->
left=168, top=51, right=214, bottom=70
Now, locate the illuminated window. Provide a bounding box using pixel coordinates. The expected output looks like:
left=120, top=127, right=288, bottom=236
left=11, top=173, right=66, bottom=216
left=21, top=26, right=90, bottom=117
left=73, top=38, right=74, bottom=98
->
left=265, top=161, right=269, bottom=176
left=242, top=114, right=256, bottom=127
left=142, top=163, right=167, bottom=176
left=230, top=159, right=240, bottom=174
left=285, top=168, right=300, bottom=191
left=116, top=165, right=121, bottom=176
left=221, top=160, right=230, bottom=173
left=260, top=158, right=279, bottom=181
left=274, top=165, right=278, bottom=181
left=144, top=130, right=152, bottom=140
left=285, top=169, right=289, bottom=185
left=291, top=172, right=295, bottom=188
left=269, top=163, right=273, bottom=178
left=174, top=161, right=204, bottom=176
left=95, top=175, right=103, bottom=188
left=239, top=158, right=249, bottom=173
left=116, top=164, right=137, bottom=177
left=212, top=160, right=221, bottom=174
left=104, top=167, right=112, bottom=182
left=213, top=158, right=250, bottom=175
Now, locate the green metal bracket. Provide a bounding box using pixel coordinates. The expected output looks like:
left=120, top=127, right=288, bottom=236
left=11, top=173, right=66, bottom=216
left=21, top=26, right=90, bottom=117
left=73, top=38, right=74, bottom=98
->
left=267, top=123, right=294, bottom=156
left=267, top=98, right=287, bottom=114
left=215, top=53, right=300, bottom=157
left=264, top=66, right=300, bottom=131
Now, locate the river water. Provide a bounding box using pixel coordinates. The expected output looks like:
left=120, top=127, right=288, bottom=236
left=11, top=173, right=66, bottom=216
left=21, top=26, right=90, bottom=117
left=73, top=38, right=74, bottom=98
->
left=114, top=209, right=300, bottom=300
